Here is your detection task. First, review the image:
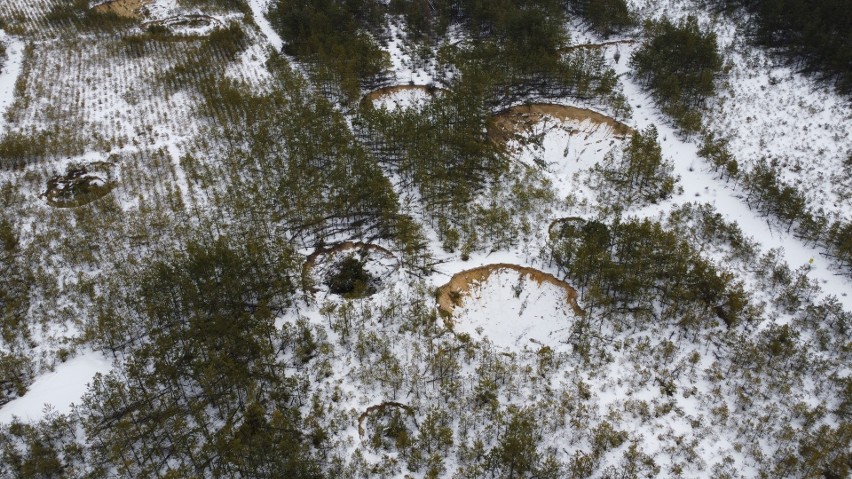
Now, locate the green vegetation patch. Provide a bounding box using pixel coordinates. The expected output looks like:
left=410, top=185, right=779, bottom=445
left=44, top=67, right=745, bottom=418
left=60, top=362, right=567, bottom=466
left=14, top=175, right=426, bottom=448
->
left=550, top=217, right=749, bottom=329
left=709, top=0, right=852, bottom=95
left=326, top=255, right=376, bottom=298
left=304, top=242, right=400, bottom=299
left=567, top=0, right=634, bottom=37
left=358, top=402, right=417, bottom=452
left=631, top=16, right=723, bottom=132
left=591, top=124, right=679, bottom=206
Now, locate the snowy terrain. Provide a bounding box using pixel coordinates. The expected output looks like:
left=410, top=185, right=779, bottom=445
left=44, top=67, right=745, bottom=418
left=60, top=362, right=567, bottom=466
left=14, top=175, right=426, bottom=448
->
left=447, top=267, right=580, bottom=350
left=0, top=31, right=23, bottom=134
left=0, top=0, right=849, bottom=477
left=0, top=351, right=111, bottom=424
left=627, top=0, right=852, bottom=222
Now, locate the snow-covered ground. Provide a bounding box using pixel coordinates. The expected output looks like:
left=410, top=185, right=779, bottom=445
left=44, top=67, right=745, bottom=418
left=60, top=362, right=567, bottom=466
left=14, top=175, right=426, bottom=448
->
left=0, top=30, right=24, bottom=134
left=384, top=18, right=438, bottom=86
left=245, top=0, right=282, bottom=52
left=448, top=268, right=580, bottom=350
left=371, top=86, right=434, bottom=111
left=626, top=0, right=852, bottom=223
left=0, top=2, right=848, bottom=477
left=0, top=350, right=111, bottom=423
left=612, top=44, right=852, bottom=309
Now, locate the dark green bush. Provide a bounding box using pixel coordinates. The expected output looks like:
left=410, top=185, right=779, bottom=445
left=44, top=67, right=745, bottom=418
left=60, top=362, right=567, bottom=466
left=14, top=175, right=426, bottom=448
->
left=631, top=16, right=722, bottom=132
left=568, top=0, right=634, bottom=36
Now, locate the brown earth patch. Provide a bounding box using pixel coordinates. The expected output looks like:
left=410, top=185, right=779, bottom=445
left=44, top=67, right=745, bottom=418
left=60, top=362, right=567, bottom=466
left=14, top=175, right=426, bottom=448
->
left=93, top=0, right=150, bottom=18
left=488, top=103, right=634, bottom=145
left=436, top=263, right=584, bottom=318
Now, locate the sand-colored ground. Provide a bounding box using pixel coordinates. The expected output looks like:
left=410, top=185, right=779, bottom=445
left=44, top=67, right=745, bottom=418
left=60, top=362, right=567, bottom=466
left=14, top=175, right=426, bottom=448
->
left=436, top=263, right=583, bottom=317
left=488, top=103, right=634, bottom=145
left=93, top=0, right=150, bottom=18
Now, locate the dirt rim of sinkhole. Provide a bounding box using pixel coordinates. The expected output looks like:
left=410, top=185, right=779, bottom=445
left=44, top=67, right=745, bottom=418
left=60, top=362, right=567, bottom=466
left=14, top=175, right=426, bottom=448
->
left=436, top=264, right=584, bottom=321
left=357, top=401, right=416, bottom=440
left=487, top=103, right=634, bottom=146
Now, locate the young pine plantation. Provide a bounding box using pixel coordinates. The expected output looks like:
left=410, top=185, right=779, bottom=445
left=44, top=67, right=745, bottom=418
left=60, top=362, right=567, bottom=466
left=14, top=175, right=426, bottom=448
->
left=0, top=0, right=849, bottom=477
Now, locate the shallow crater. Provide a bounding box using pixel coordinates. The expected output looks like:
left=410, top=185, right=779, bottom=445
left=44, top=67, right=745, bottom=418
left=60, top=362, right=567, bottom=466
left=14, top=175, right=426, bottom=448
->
left=303, top=242, right=400, bottom=299
left=43, top=161, right=116, bottom=208
left=436, top=264, right=583, bottom=349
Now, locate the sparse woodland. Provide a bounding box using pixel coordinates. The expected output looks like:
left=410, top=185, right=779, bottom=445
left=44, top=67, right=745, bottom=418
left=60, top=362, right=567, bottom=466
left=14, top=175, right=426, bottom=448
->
left=0, top=0, right=849, bottom=478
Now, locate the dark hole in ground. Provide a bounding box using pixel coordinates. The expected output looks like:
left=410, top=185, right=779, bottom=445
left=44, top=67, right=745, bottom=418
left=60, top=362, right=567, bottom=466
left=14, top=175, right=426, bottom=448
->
left=325, top=255, right=376, bottom=298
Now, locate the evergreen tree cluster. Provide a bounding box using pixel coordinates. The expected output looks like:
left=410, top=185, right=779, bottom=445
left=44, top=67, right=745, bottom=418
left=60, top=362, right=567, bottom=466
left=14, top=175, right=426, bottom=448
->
left=0, top=218, right=33, bottom=406
left=357, top=86, right=503, bottom=233
left=436, top=0, right=624, bottom=109
left=566, top=0, right=634, bottom=37
left=199, top=71, right=406, bottom=247
left=0, top=0, right=848, bottom=476
left=267, top=0, right=389, bottom=100
left=631, top=16, right=723, bottom=132
left=550, top=217, right=748, bottom=329
left=699, top=136, right=852, bottom=274
left=744, top=161, right=852, bottom=272
left=708, top=0, right=852, bottom=94
left=81, top=237, right=324, bottom=478
left=591, top=125, right=678, bottom=206
left=267, top=0, right=625, bottom=108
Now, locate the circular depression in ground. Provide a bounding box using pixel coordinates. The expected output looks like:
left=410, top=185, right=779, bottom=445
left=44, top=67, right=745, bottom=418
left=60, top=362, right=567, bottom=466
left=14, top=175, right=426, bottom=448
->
left=437, top=264, right=582, bottom=349
left=489, top=103, right=635, bottom=196
left=43, top=161, right=117, bottom=208
left=303, top=242, right=400, bottom=298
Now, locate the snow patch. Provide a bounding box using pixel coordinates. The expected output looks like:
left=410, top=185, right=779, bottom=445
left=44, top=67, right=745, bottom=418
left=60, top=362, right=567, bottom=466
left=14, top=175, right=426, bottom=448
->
left=245, top=0, right=282, bottom=52
left=0, top=30, right=24, bottom=135
left=0, top=350, right=112, bottom=423
left=448, top=268, right=580, bottom=350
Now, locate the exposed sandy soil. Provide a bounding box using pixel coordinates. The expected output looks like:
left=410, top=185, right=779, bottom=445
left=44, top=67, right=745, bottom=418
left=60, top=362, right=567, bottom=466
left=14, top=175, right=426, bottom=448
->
left=487, top=103, right=634, bottom=145
left=436, top=263, right=583, bottom=317
left=93, top=0, right=150, bottom=19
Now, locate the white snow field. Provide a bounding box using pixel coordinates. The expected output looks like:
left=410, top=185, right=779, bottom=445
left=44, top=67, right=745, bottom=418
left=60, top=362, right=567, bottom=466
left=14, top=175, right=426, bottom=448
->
left=0, top=31, right=24, bottom=135
left=446, top=267, right=581, bottom=350
left=0, top=351, right=111, bottom=423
